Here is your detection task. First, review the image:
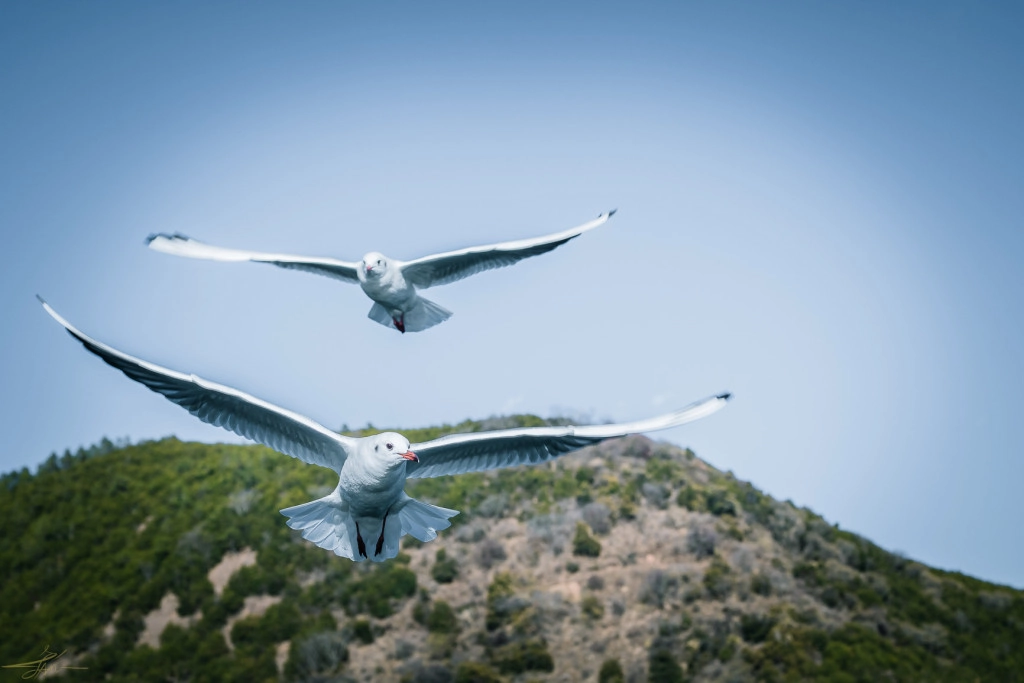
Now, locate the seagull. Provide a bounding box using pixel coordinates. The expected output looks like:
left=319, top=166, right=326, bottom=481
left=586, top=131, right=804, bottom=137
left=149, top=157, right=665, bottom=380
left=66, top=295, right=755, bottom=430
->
left=146, top=210, right=615, bottom=333
left=39, top=298, right=730, bottom=562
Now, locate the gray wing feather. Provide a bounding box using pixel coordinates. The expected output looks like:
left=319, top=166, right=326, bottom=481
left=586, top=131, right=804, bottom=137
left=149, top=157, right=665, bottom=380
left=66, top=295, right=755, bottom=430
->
left=146, top=233, right=361, bottom=283
left=400, top=210, right=614, bottom=289
left=406, top=392, right=730, bottom=479
left=39, top=298, right=354, bottom=472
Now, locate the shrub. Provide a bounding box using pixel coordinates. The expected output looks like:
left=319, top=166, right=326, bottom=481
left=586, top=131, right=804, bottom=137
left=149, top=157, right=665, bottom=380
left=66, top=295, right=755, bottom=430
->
left=573, top=522, right=602, bottom=557
left=486, top=572, right=527, bottom=631
left=705, top=489, right=736, bottom=517
left=432, top=548, right=459, bottom=584
left=703, top=557, right=732, bottom=600
left=286, top=631, right=348, bottom=681
left=587, top=574, right=606, bottom=591
left=566, top=561, right=580, bottom=573
left=598, top=658, right=625, bottom=683
left=648, top=648, right=684, bottom=683
left=676, top=486, right=704, bottom=512
left=687, top=520, right=718, bottom=559
left=477, top=538, right=507, bottom=570
left=412, top=663, right=454, bottom=683
left=642, top=482, right=670, bottom=509
left=428, top=600, right=459, bottom=634
left=750, top=571, right=773, bottom=596
left=476, top=493, right=510, bottom=518
left=740, top=613, right=777, bottom=643
left=582, top=502, right=613, bottom=535
left=351, top=618, right=374, bottom=644
left=345, top=563, right=417, bottom=618
left=640, top=570, right=678, bottom=609
left=454, top=661, right=503, bottom=683
left=581, top=595, right=605, bottom=620
left=490, top=639, right=555, bottom=674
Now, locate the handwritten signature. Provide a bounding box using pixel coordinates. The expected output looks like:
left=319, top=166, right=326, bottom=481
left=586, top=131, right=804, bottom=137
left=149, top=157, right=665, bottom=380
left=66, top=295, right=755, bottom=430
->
left=2, top=645, right=87, bottom=680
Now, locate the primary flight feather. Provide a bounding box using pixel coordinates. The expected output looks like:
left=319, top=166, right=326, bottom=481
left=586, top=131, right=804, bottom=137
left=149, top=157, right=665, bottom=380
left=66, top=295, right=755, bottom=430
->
left=39, top=298, right=730, bottom=561
left=147, top=210, right=615, bottom=333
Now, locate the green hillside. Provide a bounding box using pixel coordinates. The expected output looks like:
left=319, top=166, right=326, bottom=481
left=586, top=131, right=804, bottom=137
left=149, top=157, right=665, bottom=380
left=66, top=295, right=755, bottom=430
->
left=1, top=420, right=1021, bottom=682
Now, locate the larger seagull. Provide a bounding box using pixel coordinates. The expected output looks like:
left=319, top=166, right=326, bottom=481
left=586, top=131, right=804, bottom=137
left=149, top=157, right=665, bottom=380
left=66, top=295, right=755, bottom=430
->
left=147, top=210, right=615, bottom=333
left=39, top=298, right=730, bottom=562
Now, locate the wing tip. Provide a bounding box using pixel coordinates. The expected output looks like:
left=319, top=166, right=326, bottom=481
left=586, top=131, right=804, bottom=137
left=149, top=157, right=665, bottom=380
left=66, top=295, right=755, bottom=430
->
left=606, top=208, right=617, bottom=218
left=717, top=392, right=732, bottom=401
left=146, top=232, right=191, bottom=246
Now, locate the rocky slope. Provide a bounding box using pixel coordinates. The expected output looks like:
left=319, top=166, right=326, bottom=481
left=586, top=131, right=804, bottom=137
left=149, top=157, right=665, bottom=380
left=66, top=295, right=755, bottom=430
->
left=1, top=420, right=1021, bottom=682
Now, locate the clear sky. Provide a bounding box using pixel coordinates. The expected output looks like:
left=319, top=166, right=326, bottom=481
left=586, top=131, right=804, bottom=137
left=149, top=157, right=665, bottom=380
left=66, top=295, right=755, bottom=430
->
left=2, top=2, right=1022, bottom=587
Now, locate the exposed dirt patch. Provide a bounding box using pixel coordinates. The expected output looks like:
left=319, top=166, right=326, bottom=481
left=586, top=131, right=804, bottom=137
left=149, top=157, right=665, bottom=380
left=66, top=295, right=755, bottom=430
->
left=207, top=547, right=257, bottom=597
left=137, top=593, right=201, bottom=649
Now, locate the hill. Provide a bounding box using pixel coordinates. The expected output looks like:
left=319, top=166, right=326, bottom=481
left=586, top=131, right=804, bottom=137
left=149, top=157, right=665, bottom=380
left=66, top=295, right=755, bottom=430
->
left=1, top=418, right=1022, bottom=682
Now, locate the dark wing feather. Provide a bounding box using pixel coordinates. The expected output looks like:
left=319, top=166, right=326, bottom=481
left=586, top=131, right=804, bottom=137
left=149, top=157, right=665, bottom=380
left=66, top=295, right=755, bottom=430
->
left=40, top=298, right=354, bottom=472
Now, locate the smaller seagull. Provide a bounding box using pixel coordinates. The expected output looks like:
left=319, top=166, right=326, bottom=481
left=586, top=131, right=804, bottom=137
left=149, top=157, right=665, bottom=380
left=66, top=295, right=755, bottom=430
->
left=39, top=298, right=730, bottom=562
left=147, top=210, right=615, bottom=333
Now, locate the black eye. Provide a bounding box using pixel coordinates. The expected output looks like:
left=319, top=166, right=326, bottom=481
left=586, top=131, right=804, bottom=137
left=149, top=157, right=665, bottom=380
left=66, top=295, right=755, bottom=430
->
left=386, top=442, right=393, bottom=450
left=377, top=259, right=382, bottom=265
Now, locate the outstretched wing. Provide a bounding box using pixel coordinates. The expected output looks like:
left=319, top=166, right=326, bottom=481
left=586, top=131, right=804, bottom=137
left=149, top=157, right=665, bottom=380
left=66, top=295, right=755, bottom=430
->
left=406, top=392, right=730, bottom=479
left=147, top=234, right=361, bottom=284
left=39, top=297, right=355, bottom=472
left=400, top=210, right=615, bottom=289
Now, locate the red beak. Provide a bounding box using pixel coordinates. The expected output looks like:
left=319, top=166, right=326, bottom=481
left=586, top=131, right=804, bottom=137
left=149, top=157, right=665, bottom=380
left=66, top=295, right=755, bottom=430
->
left=401, top=451, right=418, bottom=462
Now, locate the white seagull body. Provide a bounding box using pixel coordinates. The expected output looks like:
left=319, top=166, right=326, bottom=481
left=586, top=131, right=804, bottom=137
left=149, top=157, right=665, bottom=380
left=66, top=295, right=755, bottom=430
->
left=146, top=210, right=615, bottom=333
left=39, top=298, right=730, bottom=562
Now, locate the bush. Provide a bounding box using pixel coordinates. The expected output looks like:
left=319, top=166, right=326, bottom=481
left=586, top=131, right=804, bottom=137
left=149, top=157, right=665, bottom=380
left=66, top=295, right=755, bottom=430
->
left=750, top=571, right=773, bottom=596
left=490, top=639, right=555, bottom=674
left=476, top=493, right=510, bottom=518
left=642, top=482, right=670, bottom=509
left=428, top=600, right=459, bottom=634
left=582, top=502, right=612, bottom=535
left=703, top=557, right=732, bottom=600
left=412, top=663, right=454, bottom=683
left=687, top=520, right=718, bottom=559
left=344, top=562, right=418, bottom=617
left=740, top=613, right=776, bottom=643
left=566, top=561, right=580, bottom=573
left=286, top=631, right=348, bottom=681
left=676, top=486, right=704, bottom=512
left=432, top=548, right=459, bottom=584
left=486, top=573, right=527, bottom=631
left=581, top=595, right=605, bottom=620
left=587, top=574, right=606, bottom=591
left=352, top=618, right=374, bottom=644
left=648, top=648, right=684, bottom=683
left=454, top=661, right=503, bottom=683
left=598, top=658, right=625, bottom=683
left=705, top=489, right=737, bottom=516
left=640, top=570, right=678, bottom=609
left=573, top=522, right=602, bottom=557
left=477, top=538, right=507, bottom=570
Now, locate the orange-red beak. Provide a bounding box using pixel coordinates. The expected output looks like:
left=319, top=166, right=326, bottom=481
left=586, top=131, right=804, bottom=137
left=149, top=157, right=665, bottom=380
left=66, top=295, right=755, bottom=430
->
left=401, top=451, right=418, bottom=462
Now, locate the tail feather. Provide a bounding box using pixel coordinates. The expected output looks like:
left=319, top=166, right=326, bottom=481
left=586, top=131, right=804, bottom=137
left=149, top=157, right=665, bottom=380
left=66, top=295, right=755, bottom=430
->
left=403, top=297, right=452, bottom=332
left=398, top=497, right=459, bottom=542
left=281, top=491, right=460, bottom=562
left=281, top=492, right=360, bottom=561
left=367, top=302, right=393, bottom=328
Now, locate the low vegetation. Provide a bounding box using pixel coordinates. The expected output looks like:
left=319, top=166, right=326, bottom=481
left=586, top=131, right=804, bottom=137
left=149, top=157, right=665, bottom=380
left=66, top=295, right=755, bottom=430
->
left=1, top=419, right=1022, bottom=681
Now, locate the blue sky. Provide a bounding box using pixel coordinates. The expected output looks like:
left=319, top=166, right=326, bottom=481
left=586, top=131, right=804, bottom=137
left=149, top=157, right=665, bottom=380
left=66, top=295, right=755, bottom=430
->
left=2, top=2, right=1022, bottom=587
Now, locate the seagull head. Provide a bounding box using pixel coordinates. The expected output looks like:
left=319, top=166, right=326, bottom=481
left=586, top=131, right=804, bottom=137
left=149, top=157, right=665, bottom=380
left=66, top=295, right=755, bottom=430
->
left=371, top=432, right=417, bottom=465
left=362, top=252, right=388, bottom=277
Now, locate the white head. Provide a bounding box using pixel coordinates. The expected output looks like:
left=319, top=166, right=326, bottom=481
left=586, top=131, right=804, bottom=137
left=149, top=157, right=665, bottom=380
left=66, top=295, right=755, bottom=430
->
left=362, top=252, right=388, bottom=277
left=370, top=432, right=417, bottom=465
